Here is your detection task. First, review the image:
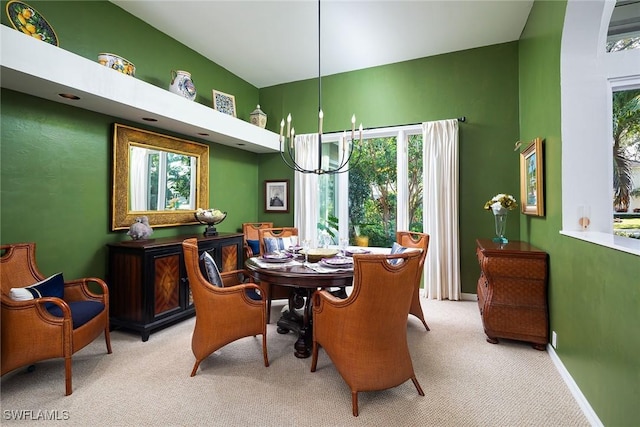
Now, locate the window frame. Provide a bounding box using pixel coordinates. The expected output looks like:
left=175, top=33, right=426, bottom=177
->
left=560, top=0, right=640, bottom=256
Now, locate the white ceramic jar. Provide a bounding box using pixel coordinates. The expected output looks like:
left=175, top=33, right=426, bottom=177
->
left=169, top=70, right=196, bottom=101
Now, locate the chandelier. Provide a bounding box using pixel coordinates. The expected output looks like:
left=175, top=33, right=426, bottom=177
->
left=278, top=0, right=362, bottom=175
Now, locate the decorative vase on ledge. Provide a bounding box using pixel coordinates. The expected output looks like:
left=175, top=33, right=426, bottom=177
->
left=169, top=70, right=196, bottom=101
left=492, top=205, right=509, bottom=243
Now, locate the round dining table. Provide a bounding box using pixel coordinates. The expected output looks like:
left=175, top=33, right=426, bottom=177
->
left=245, top=257, right=354, bottom=358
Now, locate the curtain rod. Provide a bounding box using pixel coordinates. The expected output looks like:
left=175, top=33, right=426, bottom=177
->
left=322, top=116, right=466, bottom=135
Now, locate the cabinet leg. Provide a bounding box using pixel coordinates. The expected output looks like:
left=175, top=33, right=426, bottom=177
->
left=532, top=343, right=546, bottom=351
left=486, top=336, right=499, bottom=344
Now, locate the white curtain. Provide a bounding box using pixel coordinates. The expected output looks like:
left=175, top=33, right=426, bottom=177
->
left=423, top=119, right=461, bottom=300
left=294, top=134, right=319, bottom=246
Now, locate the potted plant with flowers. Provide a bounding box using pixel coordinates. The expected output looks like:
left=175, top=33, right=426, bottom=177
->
left=484, top=194, right=517, bottom=243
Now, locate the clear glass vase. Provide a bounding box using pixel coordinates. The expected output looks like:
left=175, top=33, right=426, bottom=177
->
left=492, top=206, right=508, bottom=243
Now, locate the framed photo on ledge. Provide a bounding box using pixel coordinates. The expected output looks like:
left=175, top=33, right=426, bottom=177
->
left=265, top=180, right=289, bottom=213
left=212, top=89, right=237, bottom=117
left=520, top=137, right=545, bottom=216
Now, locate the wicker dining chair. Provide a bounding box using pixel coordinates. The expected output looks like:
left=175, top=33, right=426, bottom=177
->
left=310, top=251, right=425, bottom=416
left=182, top=238, right=268, bottom=376
left=242, top=222, right=273, bottom=261
left=257, top=227, right=299, bottom=322
left=396, top=231, right=431, bottom=331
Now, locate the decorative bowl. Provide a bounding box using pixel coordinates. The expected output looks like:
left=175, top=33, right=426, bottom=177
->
left=98, top=53, right=135, bottom=76
left=301, top=248, right=339, bottom=263
left=194, top=208, right=226, bottom=236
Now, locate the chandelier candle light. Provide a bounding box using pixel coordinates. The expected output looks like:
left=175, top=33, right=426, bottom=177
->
left=278, top=0, right=363, bottom=175
left=484, top=194, right=518, bottom=243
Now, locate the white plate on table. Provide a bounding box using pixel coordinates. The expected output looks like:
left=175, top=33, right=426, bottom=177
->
left=260, top=252, right=294, bottom=263
left=320, top=257, right=354, bottom=268
left=344, top=248, right=371, bottom=256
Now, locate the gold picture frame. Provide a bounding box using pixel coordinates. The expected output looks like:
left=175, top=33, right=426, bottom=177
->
left=112, top=124, right=209, bottom=230
left=212, top=89, right=237, bottom=117
left=520, top=137, right=544, bottom=216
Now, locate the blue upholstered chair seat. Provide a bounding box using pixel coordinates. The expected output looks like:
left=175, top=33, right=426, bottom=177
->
left=47, top=301, right=105, bottom=329
left=245, top=289, right=262, bottom=301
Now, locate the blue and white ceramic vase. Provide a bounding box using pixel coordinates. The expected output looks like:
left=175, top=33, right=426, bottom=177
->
left=169, top=70, right=196, bottom=101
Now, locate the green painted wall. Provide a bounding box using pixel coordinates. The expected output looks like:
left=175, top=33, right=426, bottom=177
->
left=2, top=1, right=636, bottom=424
left=1, top=1, right=262, bottom=279
left=260, top=42, right=522, bottom=293
left=519, top=1, right=639, bottom=425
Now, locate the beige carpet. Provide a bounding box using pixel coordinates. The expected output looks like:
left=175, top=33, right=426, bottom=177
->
left=1, top=299, right=589, bottom=426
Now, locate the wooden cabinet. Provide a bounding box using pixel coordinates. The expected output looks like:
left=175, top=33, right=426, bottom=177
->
left=107, top=233, right=243, bottom=341
left=475, top=239, right=549, bottom=350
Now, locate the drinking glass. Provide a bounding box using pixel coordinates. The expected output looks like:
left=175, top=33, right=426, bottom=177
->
left=339, top=238, right=349, bottom=257
left=290, top=235, right=298, bottom=248
left=302, top=239, right=311, bottom=264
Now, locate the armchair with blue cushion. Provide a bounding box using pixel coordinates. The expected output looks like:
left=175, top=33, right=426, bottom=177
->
left=0, top=242, right=112, bottom=396
left=183, top=238, right=269, bottom=376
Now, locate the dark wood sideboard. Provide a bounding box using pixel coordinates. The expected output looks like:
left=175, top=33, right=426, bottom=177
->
left=107, top=233, right=243, bottom=341
left=475, top=239, right=549, bottom=350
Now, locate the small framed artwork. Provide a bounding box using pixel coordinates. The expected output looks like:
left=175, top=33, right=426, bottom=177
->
left=212, top=89, right=237, bottom=117
left=265, top=180, right=289, bottom=213
left=520, top=137, right=545, bottom=216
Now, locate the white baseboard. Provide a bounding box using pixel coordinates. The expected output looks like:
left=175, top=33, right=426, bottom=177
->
left=547, top=344, right=603, bottom=426
left=417, top=291, right=477, bottom=301
left=460, top=292, right=476, bottom=301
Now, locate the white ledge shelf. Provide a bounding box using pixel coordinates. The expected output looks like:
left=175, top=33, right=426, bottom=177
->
left=0, top=26, right=280, bottom=154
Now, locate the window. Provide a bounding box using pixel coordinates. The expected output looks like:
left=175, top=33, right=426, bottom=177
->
left=318, top=125, right=423, bottom=247
left=606, top=0, right=640, bottom=52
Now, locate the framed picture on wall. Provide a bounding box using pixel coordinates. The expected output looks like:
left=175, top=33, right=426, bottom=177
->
left=212, top=89, right=237, bottom=117
left=520, top=137, right=545, bottom=216
left=265, top=180, right=289, bottom=213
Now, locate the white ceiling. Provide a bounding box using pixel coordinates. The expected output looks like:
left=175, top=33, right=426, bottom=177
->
left=110, top=0, right=534, bottom=89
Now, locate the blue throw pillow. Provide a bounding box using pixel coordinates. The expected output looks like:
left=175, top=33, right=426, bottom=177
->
left=247, top=239, right=260, bottom=256
left=264, top=237, right=293, bottom=253
left=9, top=272, right=64, bottom=310
left=390, top=242, right=408, bottom=265
left=200, top=251, right=223, bottom=287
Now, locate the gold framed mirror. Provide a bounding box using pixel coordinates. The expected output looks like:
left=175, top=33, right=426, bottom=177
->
left=112, top=123, right=209, bottom=230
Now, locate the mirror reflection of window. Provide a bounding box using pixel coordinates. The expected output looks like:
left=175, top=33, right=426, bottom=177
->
left=129, top=146, right=196, bottom=211
left=164, top=152, right=195, bottom=210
